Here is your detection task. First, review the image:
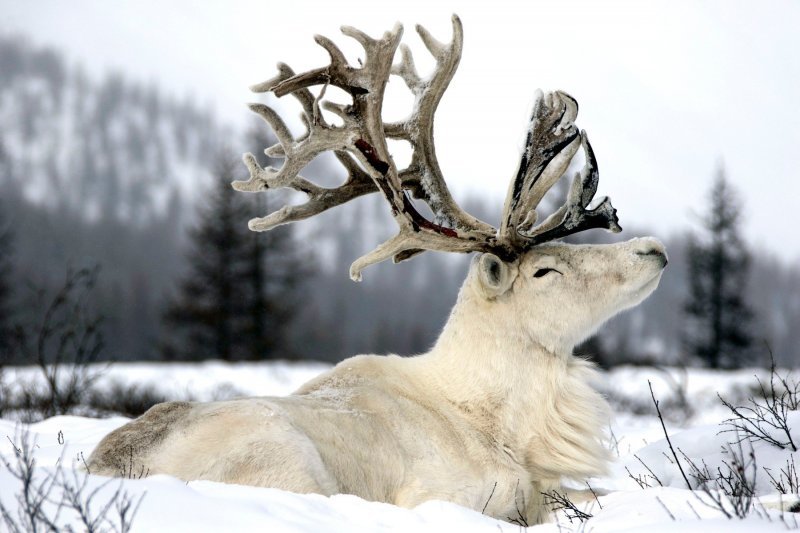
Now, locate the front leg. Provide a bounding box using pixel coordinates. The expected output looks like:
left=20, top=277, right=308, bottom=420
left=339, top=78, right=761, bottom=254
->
left=393, top=481, right=483, bottom=511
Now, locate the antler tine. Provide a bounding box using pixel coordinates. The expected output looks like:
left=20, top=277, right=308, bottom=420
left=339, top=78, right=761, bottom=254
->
left=315, top=34, right=349, bottom=67
left=233, top=23, right=391, bottom=214
left=271, top=23, right=403, bottom=99
left=236, top=63, right=323, bottom=186
left=499, top=90, right=582, bottom=247
left=237, top=148, right=378, bottom=231
left=392, top=43, right=421, bottom=91
left=244, top=172, right=377, bottom=233
left=235, top=26, right=404, bottom=195
left=251, top=63, right=315, bottom=118
left=520, top=132, right=621, bottom=246
left=387, top=15, right=495, bottom=235
left=349, top=226, right=495, bottom=282
left=232, top=99, right=349, bottom=193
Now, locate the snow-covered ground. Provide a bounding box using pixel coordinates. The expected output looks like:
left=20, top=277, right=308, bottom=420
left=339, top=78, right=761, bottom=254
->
left=1, top=362, right=799, bottom=531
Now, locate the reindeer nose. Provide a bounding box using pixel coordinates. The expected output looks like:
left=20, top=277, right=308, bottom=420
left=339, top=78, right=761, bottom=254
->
left=635, top=248, right=668, bottom=267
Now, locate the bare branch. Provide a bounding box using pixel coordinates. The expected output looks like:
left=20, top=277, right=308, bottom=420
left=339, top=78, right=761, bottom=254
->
left=649, top=380, right=692, bottom=489
left=718, top=357, right=799, bottom=452
left=542, top=489, right=593, bottom=524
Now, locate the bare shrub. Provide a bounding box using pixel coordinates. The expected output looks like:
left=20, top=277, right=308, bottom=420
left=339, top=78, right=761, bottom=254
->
left=719, top=352, right=799, bottom=451
left=85, top=383, right=169, bottom=418
left=506, top=481, right=529, bottom=527
left=0, top=427, right=143, bottom=532
left=647, top=382, right=759, bottom=520
left=0, top=430, right=61, bottom=531
left=603, top=367, right=693, bottom=424
left=5, top=267, right=105, bottom=421
left=625, top=453, right=664, bottom=489
left=542, top=489, right=594, bottom=524
left=682, top=440, right=758, bottom=519
left=764, top=455, right=799, bottom=496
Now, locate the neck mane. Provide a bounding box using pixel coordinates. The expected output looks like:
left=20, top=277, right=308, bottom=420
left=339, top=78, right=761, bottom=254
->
left=424, top=279, right=571, bottom=401
left=413, top=278, right=611, bottom=481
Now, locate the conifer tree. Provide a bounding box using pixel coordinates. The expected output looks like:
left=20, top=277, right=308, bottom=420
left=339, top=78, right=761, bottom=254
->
left=162, top=144, right=306, bottom=361
left=163, top=153, right=246, bottom=360
left=0, top=206, right=13, bottom=356
left=684, top=168, right=754, bottom=368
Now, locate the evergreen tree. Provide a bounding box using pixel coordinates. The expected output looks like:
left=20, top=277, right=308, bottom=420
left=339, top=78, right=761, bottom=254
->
left=239, top=191, right=306, bottom=360
left=239, top=126, right=309, bottom=359
left=162, top=153, right=245, bottom=360
left=162, top=146, right=307, bottom=361
left=684, top=168, right=754, bottom=368
left=0, top=206, right=13, bottom=355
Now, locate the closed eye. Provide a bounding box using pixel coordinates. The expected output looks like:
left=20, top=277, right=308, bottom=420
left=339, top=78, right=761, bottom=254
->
left=533, top=268, right=562, bottom=278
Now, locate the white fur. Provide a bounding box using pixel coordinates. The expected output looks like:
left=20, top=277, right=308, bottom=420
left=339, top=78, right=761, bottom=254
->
left=88, top=237, right=667, bottom=525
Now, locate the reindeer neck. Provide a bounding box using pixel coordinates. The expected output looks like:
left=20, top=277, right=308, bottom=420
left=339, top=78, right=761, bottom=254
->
left=418, top=287, right=574, bottom=408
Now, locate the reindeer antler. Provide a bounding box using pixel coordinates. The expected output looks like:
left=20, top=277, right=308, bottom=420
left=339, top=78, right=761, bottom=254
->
left=499, top=91, right=621, bottom=250
left=235, top=15, right=621, bottom=280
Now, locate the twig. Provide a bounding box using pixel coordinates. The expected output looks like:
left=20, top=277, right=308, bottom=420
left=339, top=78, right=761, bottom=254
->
left=686, top=500, right=701, bottom=519
left=482, top=481, right=497, bottom=514
left=506, top=480, right=528, bottom=527
left=585, top=481, right=602, bottom=509
left=626, top=466, right=650, bottom=489
left=683, top=437, right=757, bottom=520
left=634, top=453, right=664, bottom=487
left=608, top=426, right=622, bottom=458
left=542, top=490, right=593, bottom=524
left=655, top=495, right=675, bottom=521
left=764, top=455, right=799, bottom=494
left=649, top=380, right=692, bottom=489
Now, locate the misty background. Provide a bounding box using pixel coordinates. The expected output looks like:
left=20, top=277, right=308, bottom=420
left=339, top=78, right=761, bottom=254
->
left=1, top=1, right=798, bottom=368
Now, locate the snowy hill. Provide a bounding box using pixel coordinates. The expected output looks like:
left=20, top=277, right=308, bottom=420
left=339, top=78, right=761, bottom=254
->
left=0, top=34, right=224, bottom=220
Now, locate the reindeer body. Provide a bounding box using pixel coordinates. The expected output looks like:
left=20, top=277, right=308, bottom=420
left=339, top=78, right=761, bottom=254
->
left=88, top=239, right=666, bottom=523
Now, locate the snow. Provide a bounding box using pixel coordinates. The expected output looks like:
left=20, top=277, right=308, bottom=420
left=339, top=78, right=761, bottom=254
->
left=2, top=360, right=332, bottom=402
left=2, top=362, right=799, bottom=531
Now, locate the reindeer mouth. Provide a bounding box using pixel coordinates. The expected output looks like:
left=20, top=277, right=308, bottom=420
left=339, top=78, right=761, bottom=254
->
left=635, top=248, right=668, bottom=268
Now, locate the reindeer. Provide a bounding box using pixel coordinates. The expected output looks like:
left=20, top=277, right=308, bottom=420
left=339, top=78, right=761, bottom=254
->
left=87, top=16, right=667, bottom=524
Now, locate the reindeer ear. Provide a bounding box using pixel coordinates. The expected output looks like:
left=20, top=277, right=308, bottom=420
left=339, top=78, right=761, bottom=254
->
left=476, top=253, right=518, bottom=299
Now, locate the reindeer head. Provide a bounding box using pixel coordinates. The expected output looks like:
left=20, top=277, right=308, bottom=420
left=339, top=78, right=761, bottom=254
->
left=472, top=238, right=666, bottom=351
left=234, top=16, right=667, bottom=329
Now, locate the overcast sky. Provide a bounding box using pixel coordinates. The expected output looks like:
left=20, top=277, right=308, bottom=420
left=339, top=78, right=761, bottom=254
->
left=5, top=0, right=800, bottom=261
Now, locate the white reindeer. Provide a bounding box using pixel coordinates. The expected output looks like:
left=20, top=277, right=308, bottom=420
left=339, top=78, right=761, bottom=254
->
left=87, top=16, right=667, bottom=525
